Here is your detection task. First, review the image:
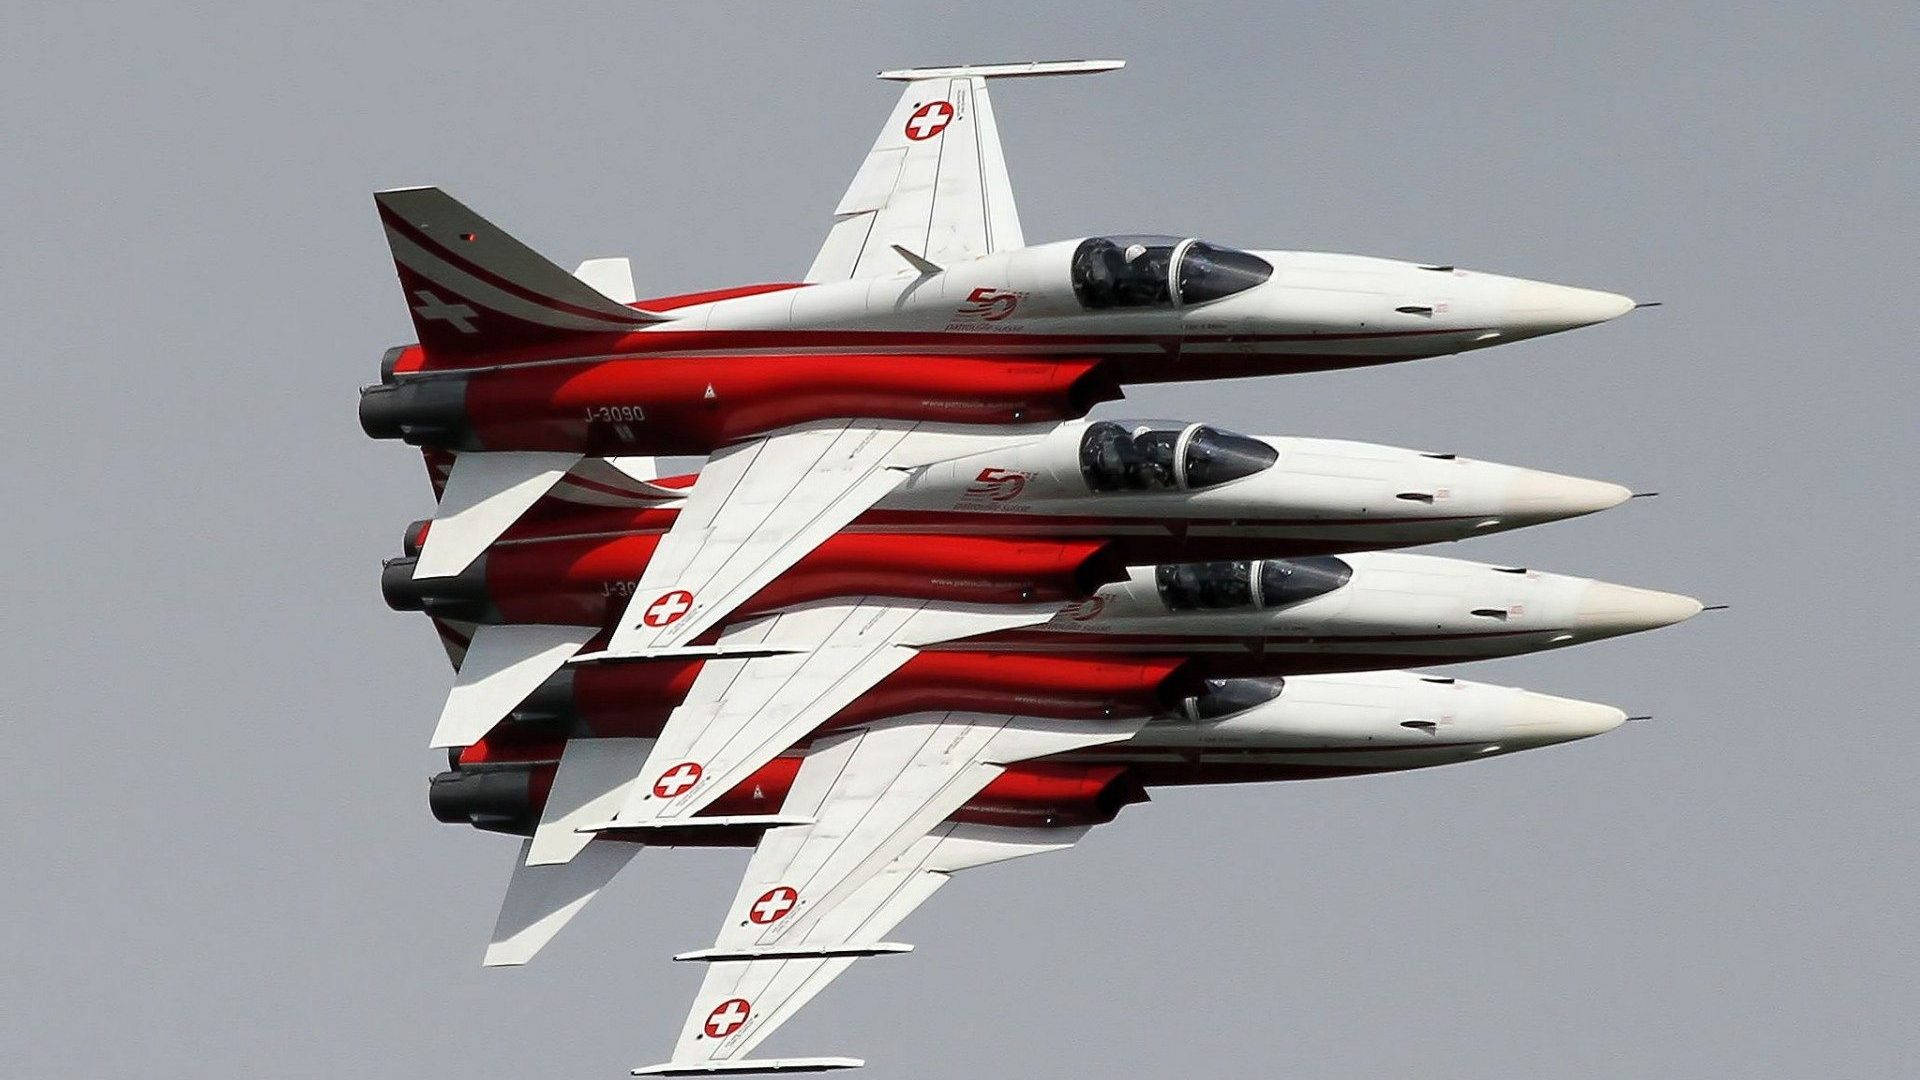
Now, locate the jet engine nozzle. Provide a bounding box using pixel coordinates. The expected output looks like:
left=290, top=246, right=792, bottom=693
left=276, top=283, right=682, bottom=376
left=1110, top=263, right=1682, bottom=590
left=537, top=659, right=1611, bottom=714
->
left=429, top=766, right=542, bottom=835
left=359, top=377, right=471, bottom=446
left=380, top=555, right=497, bottom=621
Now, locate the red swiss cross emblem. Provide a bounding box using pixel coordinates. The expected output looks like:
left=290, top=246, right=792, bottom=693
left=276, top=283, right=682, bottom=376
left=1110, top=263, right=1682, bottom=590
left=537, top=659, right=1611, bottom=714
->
left=704, top=998, right=751, bottom=1039
left=652, top=761, right=703, bottom=798
left=904, top=101, right=954, bottom=141
left=642, top=589, right=695, bottom=627
left=749, top=886, right=799, bottom=924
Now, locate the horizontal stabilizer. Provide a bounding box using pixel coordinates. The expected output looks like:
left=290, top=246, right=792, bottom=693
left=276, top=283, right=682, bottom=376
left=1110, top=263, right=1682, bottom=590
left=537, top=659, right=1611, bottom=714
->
left=484, top=839, right=639, bottom=966
left=415, top=451, right=582, bottom=579
left=673, top=943, right=911, bottom=963
left=631, top=1058, right=863, bottom=1077
left=429, top=623, right=594, bottom=748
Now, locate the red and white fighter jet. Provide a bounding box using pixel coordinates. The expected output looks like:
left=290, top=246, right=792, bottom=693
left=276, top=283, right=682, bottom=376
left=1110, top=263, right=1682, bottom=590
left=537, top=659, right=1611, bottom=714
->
left=364, top=60, right=1674, bottom=1075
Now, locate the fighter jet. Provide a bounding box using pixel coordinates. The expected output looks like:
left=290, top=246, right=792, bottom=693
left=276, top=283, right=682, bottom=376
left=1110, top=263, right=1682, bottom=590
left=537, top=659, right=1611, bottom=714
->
left=425, top=669, right=1634, bottom=1073
left=363, top=59, right=1684, bottom=1076
left=399, top=416, right=1634, bottom=564
left=358, top=59, right=1640, bottom=622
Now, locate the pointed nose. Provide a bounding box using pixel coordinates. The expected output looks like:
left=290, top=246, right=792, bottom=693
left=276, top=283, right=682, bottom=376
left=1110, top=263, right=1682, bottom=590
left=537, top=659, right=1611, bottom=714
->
left=1571, top=582, right=1704, bottom=639
left=1500, top=279, right=1636, bottom=338
left=1503, top=469, right=1634, bottom=524
left=1506, top=691, right=1628, bottom=746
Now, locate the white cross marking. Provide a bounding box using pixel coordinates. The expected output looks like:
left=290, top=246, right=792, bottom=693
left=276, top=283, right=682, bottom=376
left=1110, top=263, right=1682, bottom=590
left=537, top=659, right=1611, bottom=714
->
left=411, top=290, right=478, bottom=334
left=905, top=101, right=954, bottom=140
left=705, top=998, right=751, bottom=1038
left=643, top=589, right=694, bottom=627
left=654, top=762, right=702, bottom=798
left=750, top=887, right=798, bottom=924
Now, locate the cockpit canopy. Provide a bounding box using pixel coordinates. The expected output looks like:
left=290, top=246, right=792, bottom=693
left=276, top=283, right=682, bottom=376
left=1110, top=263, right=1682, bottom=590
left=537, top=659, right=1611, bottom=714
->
left=1155, top=557, right=1354, bottom=611
left=1183, top=677, right=1285, bottom=721
left=1080, top=421, right=1278, bottom=492
left=1071, top=236, right=1274, bottom=309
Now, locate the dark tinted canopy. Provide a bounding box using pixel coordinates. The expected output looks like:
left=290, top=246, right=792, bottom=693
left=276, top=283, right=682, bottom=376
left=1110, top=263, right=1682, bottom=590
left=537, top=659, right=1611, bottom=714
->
left=1079, top=421, right=1278, bottom=492
left=1184, top=677, right=1286, bottom=721
left=1155, top=557, right=1353, bottom=611
left=1176, top=241, right=1275, bottom=304
left=1071, top=236, right=1273, bottom=309
left=1259, top=556, right=1355, bottom=607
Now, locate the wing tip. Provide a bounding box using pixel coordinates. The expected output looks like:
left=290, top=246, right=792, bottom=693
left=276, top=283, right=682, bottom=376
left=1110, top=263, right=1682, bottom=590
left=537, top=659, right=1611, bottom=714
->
left=875, top=59, right=1124, bottom=81
left=631, top=1058, right=864, bottom=1076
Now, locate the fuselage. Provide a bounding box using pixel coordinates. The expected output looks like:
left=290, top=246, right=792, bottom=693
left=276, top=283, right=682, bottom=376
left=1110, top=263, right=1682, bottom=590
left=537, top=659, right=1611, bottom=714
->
left=409, top=549, right=1694, bottom=743
left=406, top=419, right=1631, bottom=568
left=362, top=239, right=1635, bottom=455
left=430, top=669, right=1628, bottom=837
left=961, top=552, right=1703, bottom=676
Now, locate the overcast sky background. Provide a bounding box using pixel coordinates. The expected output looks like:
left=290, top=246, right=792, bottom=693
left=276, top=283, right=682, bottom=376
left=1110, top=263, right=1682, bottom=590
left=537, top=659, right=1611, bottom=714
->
left=3, top=3, right=1915, bottom=1077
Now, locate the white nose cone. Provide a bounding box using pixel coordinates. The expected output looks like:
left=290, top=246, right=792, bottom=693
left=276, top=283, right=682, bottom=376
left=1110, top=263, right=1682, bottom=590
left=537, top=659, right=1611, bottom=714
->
left=1506, top=691, right=1628, bottom=747
left=1572, top=582, right=1704, bottom=639
left=1501, top=278, right=1636, bottom=339
left=1504, top=469, right=1634, bottom=525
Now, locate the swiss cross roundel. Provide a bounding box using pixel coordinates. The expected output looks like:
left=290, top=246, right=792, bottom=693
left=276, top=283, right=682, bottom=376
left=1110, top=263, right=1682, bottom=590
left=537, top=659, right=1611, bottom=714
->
left=704, top=998, right=751, bottom=1039
left=652, top=761, right=703, bottom=799
left=642, top=589, right=695, bottom=627
left=904, top=101, right=954, bottom=141
left=749, top=886, right=799, bottom=924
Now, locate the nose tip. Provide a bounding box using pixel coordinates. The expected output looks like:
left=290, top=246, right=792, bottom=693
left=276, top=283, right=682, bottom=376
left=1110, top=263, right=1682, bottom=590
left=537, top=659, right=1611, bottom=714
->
left=1508, top=691, right=1628, bottom=745
left=1504, top=469, right=1634, bottom=523
left=1572, top=582, right=1704, bottom=638
left=1502, top=279, right=1636, bottom=337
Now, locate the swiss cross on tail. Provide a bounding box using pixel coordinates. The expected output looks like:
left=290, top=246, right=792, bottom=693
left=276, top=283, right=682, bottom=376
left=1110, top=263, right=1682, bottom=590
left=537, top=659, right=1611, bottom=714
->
left=374, top=186, right=671, bottom=354
left=410, top=290, right=478, bottom=334
left=903, top=100, right=954, bottom=140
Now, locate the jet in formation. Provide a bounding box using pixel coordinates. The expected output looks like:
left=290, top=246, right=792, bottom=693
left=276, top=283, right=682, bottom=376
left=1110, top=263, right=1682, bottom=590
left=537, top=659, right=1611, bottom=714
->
left=361, top=60, right=1698, bottom=1074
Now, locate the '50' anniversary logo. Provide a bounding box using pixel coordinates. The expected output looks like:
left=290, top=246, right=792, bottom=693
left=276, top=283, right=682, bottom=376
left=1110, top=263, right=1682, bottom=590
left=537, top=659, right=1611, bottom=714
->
left=957, top=287, right=1021, bottom=322
left=963, top=467, right=1029, bottom=502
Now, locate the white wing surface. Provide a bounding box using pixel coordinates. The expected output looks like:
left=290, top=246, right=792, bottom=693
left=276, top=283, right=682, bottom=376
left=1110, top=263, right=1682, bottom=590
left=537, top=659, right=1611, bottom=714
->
left=805, top=60, right=1122, bottom=283
left=428, top=623, right=596, bottom=748
left=599, top=421, right=1043, bottom=659
left=600, top=598, right=1062, bottom=832
left=414, top=450, right=582, bottom=579
left=635, top=712, right=1143, bottom=1074
left=485, top=837, right=640, bottom=967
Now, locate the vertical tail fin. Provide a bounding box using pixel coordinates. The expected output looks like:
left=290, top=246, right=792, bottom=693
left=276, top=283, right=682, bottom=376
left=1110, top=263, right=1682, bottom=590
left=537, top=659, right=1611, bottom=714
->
left=375, top=187, right=669, bottom=353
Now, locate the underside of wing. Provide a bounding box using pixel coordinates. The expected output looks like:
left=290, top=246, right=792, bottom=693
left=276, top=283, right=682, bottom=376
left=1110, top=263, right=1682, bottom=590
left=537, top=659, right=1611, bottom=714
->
left=636, top=711, right=1144, bottom=1072
left=485, top=837, right=641, bottom=967
left=601, top=421, right=1042, bottom=658
left=806, top=60, right=1122, bottom=283
left=600, top=597, right=1064, bottom=831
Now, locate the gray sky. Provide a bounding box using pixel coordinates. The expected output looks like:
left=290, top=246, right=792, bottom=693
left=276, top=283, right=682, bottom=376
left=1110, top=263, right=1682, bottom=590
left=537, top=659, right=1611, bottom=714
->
left=3, top=2, right=1914, bottom=1077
